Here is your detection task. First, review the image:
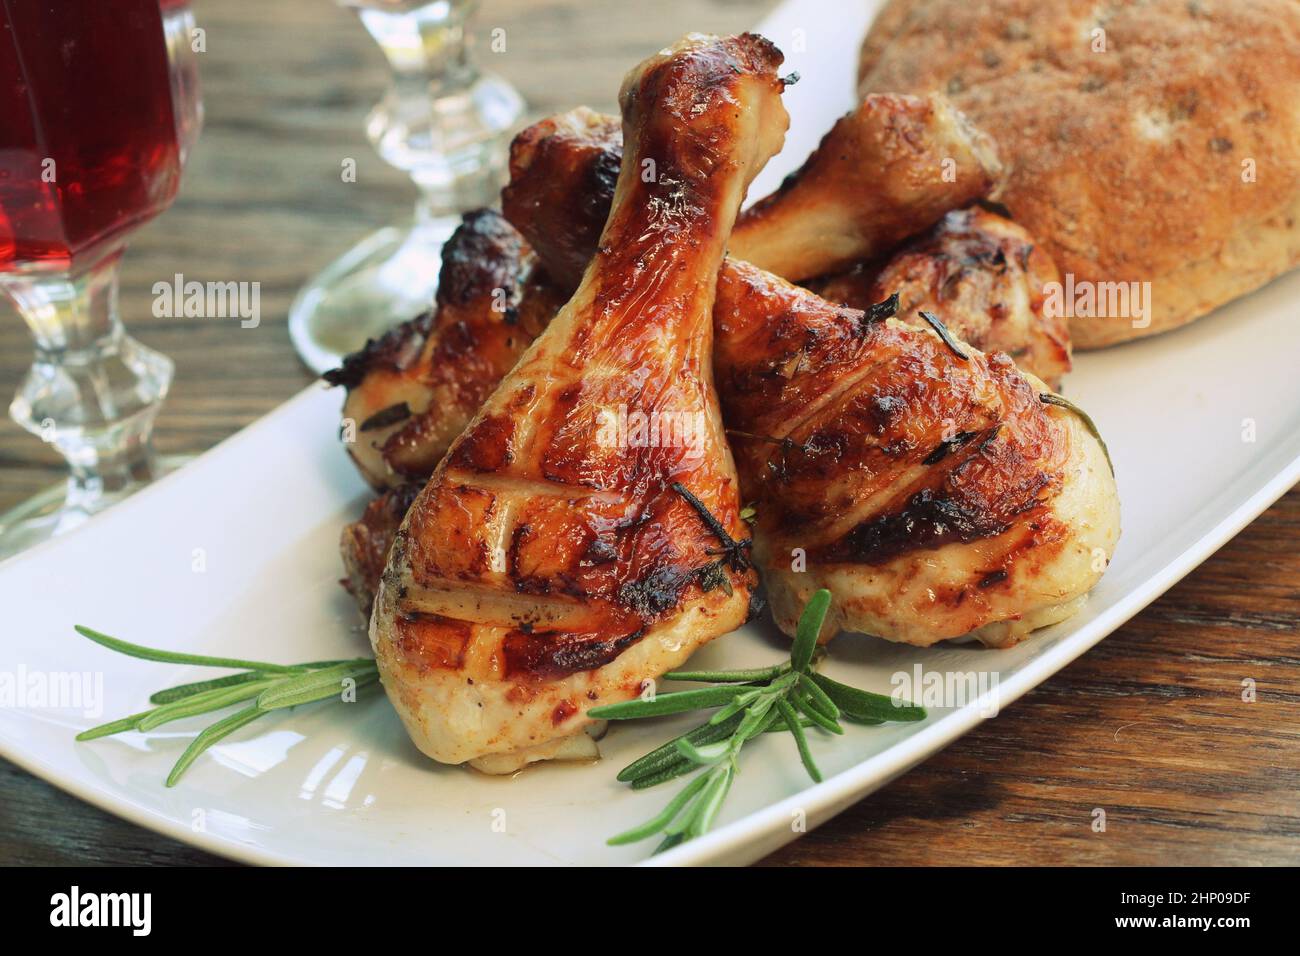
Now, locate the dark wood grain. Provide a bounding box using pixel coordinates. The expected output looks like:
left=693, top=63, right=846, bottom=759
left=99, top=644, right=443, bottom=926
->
left=1, top=0, right=1297, bottom=867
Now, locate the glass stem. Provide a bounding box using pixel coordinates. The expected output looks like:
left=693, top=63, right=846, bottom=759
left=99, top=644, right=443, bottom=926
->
left=3, top=253, right=174, bottom=513
left=360, top=0, right=522, bottom=214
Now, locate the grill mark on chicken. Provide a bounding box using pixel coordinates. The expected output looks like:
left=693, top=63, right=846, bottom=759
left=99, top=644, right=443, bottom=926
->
left=390, top=613, right=473, bottom=673
left=440, top=469, right=624, bottom=501
left=830, top=487, right=1013, bottom=565
left=923, top=429, right=980, bottom=464
left=395, top=580, right=612, bottom=632
left=502, top=626, right=645, bottom=682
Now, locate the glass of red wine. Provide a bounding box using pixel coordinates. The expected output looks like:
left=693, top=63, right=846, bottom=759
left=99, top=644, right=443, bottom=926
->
left=0, top=0, right=201, bottom=558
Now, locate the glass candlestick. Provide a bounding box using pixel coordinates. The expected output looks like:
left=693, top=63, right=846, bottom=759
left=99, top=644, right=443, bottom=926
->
left=289, top=0, right=525, bottom=374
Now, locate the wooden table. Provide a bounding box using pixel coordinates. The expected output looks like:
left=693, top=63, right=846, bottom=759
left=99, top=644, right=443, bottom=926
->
left=1, top=0, right=1296, bottom=867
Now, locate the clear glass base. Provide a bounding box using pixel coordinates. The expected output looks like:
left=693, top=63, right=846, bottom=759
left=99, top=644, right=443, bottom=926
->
left=288, top=214, right=455, bottom=375
left=0, top=452, right=192, bottom=562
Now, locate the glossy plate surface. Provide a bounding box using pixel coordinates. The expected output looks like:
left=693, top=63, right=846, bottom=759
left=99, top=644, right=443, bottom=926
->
left=2, top=0, right=1298, bottom=865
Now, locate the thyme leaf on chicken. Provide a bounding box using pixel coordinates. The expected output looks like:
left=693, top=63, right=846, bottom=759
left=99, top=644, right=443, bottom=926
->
left=592, top=589, right=926, bottom=852
left=670, top=481, right=753, bottom=573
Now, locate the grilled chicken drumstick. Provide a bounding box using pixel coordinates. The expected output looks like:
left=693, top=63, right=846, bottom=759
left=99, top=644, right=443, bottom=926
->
left=711, top=261, right=1117, bottom=647
left=730, top=91, right=1003, bottom=281
left=370, top=34, right=790, bottom=771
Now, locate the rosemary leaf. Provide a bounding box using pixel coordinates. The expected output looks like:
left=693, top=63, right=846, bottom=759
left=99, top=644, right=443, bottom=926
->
left=797, top=673, right=842, bottom=722
left=617, top=711, right=745, bottom=782
left=675, top=738, right=730, bottom=765
left=841, top=713, right=885, bottom=726
left=588, top=684, right=752, bottom=720
left=734, top=693, right=778, bottom=743
left=630, top=756, right=698, bottom=790
left=918, top=310, right=969, bottom=360
left=663, top=767, right=721, bottom=839
left=655, top=832, right=686, bottom=854
left=791, top=686, right=844, bottom=735
left=778, top=698, right=821, bottom=783
left=662, top=663, right=790, bottom=683
left=810, top=672, right=926, bottom=723
left=255, top=661, right=379, bottom=711
left=790, top=589, right=831, bottom=673
left=165, top=705, right=268, bottom=787
left=149, top=670, right=272, bottom=705
left=607, top=772, right=713, bottom=846
left=707, top=687, right=764, bottom=726
left=136, top=678, right=282, bottom=732
left=625, top=712, right=808, bottom=789
left=1040, top=392, right=1114, bottom=476
left=686, top=764, right=735, bottom=839
left=74, top=625, right=304, bottom=673
left=76, top=710, right=156, bottom=742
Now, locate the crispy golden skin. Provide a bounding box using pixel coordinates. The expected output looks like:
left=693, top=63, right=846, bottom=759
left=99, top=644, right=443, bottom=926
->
left=713, top=261, right=1117, bottom=646
left=731, top=91, right=1004, bottom=281
left=325, top=210, right=564, bottom=489
left=809, top=206, right=1071, bottom=387
left=857, top=0, right=1300, bottom=347
left=370, top=34, right=789, bottom=769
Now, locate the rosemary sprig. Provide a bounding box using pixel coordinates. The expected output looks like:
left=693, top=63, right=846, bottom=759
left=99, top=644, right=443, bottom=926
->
left=73, top=625, right=378, bottom=786
left=595, top=588, right=926, bottom=851
left=73, top=591, right=925, bottom=854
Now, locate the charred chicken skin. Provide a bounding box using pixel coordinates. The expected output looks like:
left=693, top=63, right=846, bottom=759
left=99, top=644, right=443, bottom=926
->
left=369, top=34, right=790, bottom=770
left=324, top=210, right=565, bottom=490
left=809, top=206, right=1071, bottom=387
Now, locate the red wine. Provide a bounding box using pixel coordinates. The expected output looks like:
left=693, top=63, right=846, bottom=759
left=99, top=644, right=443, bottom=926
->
left=0, top=0, right=181, bottom=274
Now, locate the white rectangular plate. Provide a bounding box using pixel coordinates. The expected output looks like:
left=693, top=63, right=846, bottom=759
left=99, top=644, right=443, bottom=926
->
left=2, top=0, right=1298, bottom=866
